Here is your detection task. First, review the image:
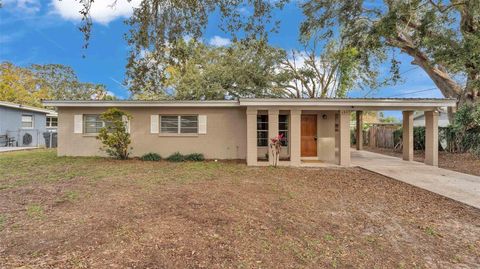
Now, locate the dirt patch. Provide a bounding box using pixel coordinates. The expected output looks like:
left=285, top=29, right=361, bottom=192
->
left=1, top=150, right=479, bottom=268
left=364, top=146, right=480, bottom=177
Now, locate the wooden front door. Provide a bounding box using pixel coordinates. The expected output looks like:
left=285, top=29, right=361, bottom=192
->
left=301, top=115, right=317, bottom=157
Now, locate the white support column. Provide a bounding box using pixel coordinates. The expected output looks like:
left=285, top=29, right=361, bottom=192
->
left=425, top=111, right=439, bottom=166
left=268, top=109, right=279, bottom=165
left=290, top=109, right=301, bottom=166
left=246, top=108, right=258, bottom=166
left=402, top=111, right=414, bottom=161
left=356, top=111, right=363, bottom=150
left=338, top=110, right=351, bottom=166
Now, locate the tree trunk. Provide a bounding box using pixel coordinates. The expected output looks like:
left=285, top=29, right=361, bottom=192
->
left=392, top=34, right=464, bottom=122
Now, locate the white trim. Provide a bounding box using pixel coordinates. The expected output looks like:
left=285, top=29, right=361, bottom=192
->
left=0, top=101, right=56, bottom=114
left=122, top=115, right=130, bottom=133
left=74, top=115, right=83, bottom=134
left=43, top=98, right=456, bottom=110
left=198, top=115, right=207, bottom=134
left=43, top=100, right=239, bottom=107
left=21, top=114, right=34, bottom=129
left=159, top=115, right=199, bottom=135
left=239, top=98, right=457, bottom=108
left=150, top=115, right=159, bottom=134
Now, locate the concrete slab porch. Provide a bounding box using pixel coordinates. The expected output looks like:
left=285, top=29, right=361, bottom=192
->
left=352, top=150, right=480, bottom=209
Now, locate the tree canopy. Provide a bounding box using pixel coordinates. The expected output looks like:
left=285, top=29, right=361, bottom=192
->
left=128, top=39, right=287, bottom=100
left=69, top=0, right=480, bottom=105
left=300, top=0, right=480, bottom=106
left=0, top=62, right=114, bottom=107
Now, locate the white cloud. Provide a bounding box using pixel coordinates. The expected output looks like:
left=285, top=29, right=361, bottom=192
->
left=50, top=0, right=141, bottom=25
left=3, top=0, right=41, bottom=14
left=208, top=36, right=231, bottom=47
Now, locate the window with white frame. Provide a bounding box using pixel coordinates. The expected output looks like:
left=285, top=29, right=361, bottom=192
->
left=46, top=117, right=58, bottom=127
left=160, top=115, right=198, bottom=134
left=257, top=115, right=268, bottom=146
left=21, top=115, right=34, bottom=128
left=279, top=115, right=288, bottom=146
left=83, top=114, right=115, bottom=133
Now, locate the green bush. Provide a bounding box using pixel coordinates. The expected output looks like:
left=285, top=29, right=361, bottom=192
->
left=413, top=127, right=426, bottom=150
left=185, top=153, right=205, bottom=161
left=97, top=108, right=132, bottom=160
left=452, top=103, right=480, bottom=157
left=166, top=152, right=185, bottom=162
left=141, top=152, right=161, bottom=161
left=165, top=152, right=205, bottom=162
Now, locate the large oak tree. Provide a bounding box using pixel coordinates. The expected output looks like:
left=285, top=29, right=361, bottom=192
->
left=75, top=0, right=479, bottom=108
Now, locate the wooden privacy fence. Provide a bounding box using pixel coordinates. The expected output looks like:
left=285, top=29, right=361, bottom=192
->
left=365, top=124, right=401, bottom=149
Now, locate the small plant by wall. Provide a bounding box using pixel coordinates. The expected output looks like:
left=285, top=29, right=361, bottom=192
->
left=167, top=152, right=185, bottom=162
left=141, top=152, right=162, bottom=161
left=166, top=152, right=205, bottom=162
left=97, top=108, right=132, bottom=160
left=185, top=153, right=205, bottom=161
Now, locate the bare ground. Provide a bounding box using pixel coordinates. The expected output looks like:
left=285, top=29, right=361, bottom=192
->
left=363, top=146, right=480, bottom=177
left=0, top=149, right=479, bottom=268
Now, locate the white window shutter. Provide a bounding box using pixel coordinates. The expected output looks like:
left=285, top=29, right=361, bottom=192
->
left=122, top=115, right=130, bottom=133
left=74, top=115, right=83, bottom=134
left=198, top=115, right=207, bottom=134
left=150, top=115, right=159, bottom=134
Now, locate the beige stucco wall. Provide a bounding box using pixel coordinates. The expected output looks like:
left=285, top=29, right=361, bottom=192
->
left=57, top=107, right=247, bottom=159
left=317, top=111, right=336, bottom=162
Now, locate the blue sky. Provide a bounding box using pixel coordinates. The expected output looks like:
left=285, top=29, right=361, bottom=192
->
left=0, top=0, right=443, bottom=118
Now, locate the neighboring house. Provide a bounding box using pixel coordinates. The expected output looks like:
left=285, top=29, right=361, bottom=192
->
left=414, top=107, right=450, bottom=127
left=0, top=101, right=57, bottom=147
left=44, top=98, right=455, bottom=167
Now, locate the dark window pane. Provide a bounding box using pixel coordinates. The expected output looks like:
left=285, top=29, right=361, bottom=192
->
left=180, top=127, right=197, bottom=134
left=180, top=116, right=198, bottom=128
left=161, top=116, right=179, bottom=133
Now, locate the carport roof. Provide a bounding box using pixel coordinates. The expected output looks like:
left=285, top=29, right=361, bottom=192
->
left=43, top=98, right=456, bottom=111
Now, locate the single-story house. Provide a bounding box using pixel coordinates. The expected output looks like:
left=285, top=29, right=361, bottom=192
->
left=43, top=98, right=456, bottom=167
left=0, top=101, right=57, bottom=147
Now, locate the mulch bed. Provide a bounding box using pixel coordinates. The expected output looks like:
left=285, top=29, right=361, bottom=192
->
left=0, top=150, right=479, bottom=268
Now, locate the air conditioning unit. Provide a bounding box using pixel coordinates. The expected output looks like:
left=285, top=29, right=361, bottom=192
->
left=22, top=133, right=33, bottom=146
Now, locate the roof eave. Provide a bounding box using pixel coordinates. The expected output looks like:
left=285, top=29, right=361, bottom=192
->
left=42, top=100, right=240, bottom=107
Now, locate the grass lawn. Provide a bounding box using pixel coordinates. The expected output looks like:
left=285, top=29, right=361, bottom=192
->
left=1, top=149, right=479, bottom=268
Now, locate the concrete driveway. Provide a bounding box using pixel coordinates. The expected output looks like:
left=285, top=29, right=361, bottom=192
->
left=352, top=150, right=480, bottom=209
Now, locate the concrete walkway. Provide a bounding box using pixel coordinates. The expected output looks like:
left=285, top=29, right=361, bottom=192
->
left=352, top=150, right=480, bottom=210
left=0, top=147, right=38, bottom=153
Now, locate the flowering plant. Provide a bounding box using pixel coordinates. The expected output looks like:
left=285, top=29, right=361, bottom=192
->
left=269, top=133, right=284, bottom=167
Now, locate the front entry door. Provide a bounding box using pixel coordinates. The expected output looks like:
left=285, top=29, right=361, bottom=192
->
left=301, top=115, right=317, bottom=157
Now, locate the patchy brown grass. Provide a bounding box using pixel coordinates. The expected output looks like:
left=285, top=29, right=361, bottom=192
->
left=0, top=149, right=479, bottom=268
left=364, top=146, right=480, bottom=177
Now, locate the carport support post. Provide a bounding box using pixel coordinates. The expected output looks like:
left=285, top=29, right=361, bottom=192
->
left=268, top=109, right=279, bottom=165
left=425, top=111, right=439, bottom=166
left=246, top=108, right=258, bottom=166
left=338, top=110, right=351, bottom=166
left=402, top=111, right=414, bottom=161
left=356, top=111, right=363, bottom=150
left=290, top=109, right=301, bottom=166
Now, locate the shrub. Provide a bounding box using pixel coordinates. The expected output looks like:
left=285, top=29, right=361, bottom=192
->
left=413, top=127, right=426, bottom=150
left=97, top=108, right=132, bottom=160
left=141, top=152, right=161, bottom=161
left=185, top=153, right=205, bottom=161
left=452, top=103, right=480, bottom=157
left=166, top=152, right=185, bottom=162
